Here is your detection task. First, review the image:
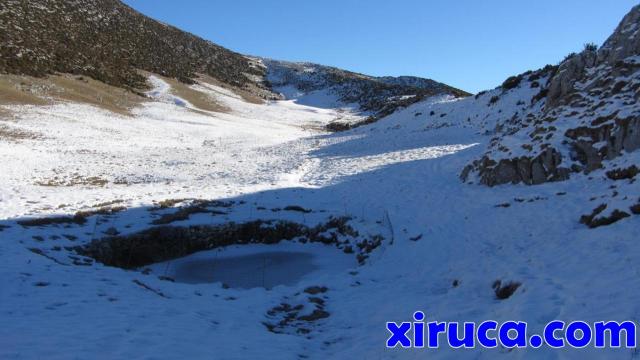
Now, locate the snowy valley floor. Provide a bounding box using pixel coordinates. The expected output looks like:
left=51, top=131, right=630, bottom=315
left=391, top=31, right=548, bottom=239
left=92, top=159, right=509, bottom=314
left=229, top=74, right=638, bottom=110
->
left=1, top=77, right=640, bottom=359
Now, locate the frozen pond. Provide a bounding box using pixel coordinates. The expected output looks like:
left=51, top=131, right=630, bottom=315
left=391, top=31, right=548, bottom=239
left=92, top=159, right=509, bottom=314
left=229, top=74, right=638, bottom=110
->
left=146, top=242, right=356, bottom=289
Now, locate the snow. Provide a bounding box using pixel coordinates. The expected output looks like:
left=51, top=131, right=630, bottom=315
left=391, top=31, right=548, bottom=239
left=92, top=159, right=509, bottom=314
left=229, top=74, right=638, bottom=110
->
left=146, top=75, right=192, bottom=107
left=1, top=71, right=639, bottom=359
left=0, top=76, right=357, bottom=219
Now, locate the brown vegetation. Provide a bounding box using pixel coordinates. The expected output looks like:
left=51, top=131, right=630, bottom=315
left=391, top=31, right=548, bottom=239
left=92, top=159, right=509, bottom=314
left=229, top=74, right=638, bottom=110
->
left=0, top=74, right=145, bottom=115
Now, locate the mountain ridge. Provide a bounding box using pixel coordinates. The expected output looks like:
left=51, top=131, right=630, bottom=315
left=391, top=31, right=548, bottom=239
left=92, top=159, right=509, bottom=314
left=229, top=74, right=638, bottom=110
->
left=0, top=0, right=466, bottom=119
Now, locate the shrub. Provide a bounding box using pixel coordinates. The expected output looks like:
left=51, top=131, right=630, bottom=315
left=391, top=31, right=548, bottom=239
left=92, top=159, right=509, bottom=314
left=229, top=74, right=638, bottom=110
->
left=606, top=165, right=638, bottom=180
left=475, top=90, right=487, bottom=99
left=326, top=122, right=351, bottom=132
left=531, top=88, right=549, bottom=103
left=584, top=42, right=598, bottom=52
left=563, top=52, right=578, bottom=62
left=501, top=75, right=522, bottom=90
left=283, top=205, right=312, bottom=213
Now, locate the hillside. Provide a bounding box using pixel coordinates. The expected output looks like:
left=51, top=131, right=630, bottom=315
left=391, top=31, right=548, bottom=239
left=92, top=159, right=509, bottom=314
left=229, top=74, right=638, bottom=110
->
left=0, top=0, right=269, bottom=95
left=0, top=0, right=466, bottom=119
left=264, top=59, right=469, bottom=127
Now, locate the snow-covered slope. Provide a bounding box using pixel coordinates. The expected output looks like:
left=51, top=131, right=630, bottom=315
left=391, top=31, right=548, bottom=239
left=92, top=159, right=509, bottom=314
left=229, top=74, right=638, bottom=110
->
left=1, top=4, right=640, bottom=360
left=263, top=59, right=468, bottom=128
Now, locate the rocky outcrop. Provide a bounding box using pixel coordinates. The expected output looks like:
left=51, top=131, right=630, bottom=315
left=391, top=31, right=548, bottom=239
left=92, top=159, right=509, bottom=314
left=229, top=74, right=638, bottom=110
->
left=580, top=204, right=632, bottom=229
left=466, top=115, right=640, bottom=187
left=546, top=5, right=640, bottom=108
left=546, top=50, right=597, bottom=108
left=566, top=116, right=640, bottom=171
left=76, top=217, right=383, bottom=269
left=463, top=5, right=640, bottom=187
left=463, top=147, right=570, bottom=186
left=598, top=5, right=640, bottom=66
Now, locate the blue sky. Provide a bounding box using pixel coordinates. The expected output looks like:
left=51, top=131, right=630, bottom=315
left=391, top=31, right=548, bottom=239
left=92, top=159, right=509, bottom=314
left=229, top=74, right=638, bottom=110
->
left=122, top=1, right=638, bottom=93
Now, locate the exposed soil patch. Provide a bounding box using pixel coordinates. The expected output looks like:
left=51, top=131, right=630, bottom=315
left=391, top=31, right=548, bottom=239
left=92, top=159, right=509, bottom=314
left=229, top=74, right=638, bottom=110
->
left=265, top=286, right=331, bottom=335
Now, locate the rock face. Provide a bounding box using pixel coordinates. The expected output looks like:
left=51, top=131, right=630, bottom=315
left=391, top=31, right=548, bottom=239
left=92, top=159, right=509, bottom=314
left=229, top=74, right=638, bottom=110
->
left=77, top=217, right=367, bottom=269
left=546, top=50, right=597, bottom=108
left=466, top=148, right=569, bottom=187
left=548, top=5, right=640, bottom=108
left=463, top=5, right=640, bottom=187
left=598, top=5, right=640, bottom=65
left=0, top=0, right=267, bottom=93
left=566, top=116, right=640, bottom=166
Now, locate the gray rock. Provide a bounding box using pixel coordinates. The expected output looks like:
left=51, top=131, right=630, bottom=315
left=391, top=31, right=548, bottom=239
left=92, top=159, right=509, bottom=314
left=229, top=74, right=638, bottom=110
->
left=546, top=50, right=597, bottom=108
left=598, top=5, right=640, bottom=66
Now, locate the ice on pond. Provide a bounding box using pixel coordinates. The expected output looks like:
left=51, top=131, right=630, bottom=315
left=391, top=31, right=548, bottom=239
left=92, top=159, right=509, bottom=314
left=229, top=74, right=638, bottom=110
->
left=146, top=242, right=356, bottom=289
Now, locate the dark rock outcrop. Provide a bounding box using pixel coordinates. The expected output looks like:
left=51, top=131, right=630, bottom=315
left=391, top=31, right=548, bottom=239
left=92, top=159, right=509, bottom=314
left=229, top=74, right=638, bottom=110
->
left=76, top=217, right=382, bottom=269
left=464, top=148, right=570, bottom=186
left=566, top=116, right=640, bottom=171
left=580, top=204, right=631, bottom=228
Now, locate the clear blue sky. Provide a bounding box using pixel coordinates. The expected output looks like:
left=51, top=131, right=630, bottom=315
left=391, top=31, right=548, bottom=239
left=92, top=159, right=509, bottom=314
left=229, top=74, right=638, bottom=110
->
left=122, top=0, right=638, bottom=93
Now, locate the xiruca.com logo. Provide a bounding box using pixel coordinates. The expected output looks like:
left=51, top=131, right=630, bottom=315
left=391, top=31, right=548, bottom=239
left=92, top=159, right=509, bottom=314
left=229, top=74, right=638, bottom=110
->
left=386, top=312, right=637, bottom=349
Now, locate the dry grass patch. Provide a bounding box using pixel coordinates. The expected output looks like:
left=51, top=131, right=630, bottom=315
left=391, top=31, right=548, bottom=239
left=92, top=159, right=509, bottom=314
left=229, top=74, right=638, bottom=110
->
left=0, top=74, right=146, bottom=115
left=47, top=74, right=146, bottom=115
left=0, top=76, right=51, bottom=106
left=36, top=175, right=109, bottom=187
left=165, top=76, right=230, bottom=113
